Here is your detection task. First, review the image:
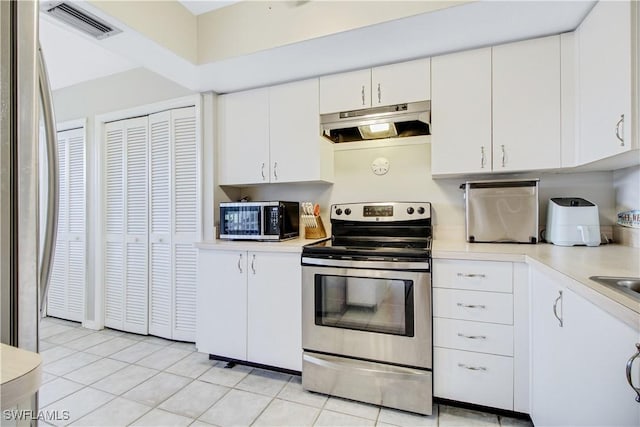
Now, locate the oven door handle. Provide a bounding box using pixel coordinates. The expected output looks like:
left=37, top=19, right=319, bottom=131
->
left=301, top=256, right=429, bottom=271
left=303, top=353, right=429, bottom=381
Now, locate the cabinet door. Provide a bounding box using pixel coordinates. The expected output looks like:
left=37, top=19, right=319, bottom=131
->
left=530, top=269, right=570, bottom=426
left=371, top=58, right=430, bottom=107
left=319, top=68, right=371, bottom=114
left=218, top=88, right=270, bottom=185
left=431, top=48, right=492, bottom=175
left=493, top=35, right=561, bottom=172
left=578, top=0, right=633, bottom=164
left=269, top=79, right=322, bottom=183
left=196, top=250, right=247, bottom=359
left=560, top=287, right=640, bottom=426
left=531, top=269, right=640, bottom=426
left=247, top=252, right=302, bottom=371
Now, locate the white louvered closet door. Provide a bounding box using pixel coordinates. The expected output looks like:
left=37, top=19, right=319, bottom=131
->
left=124, top=118, right=149, bottom=334
left=47, top=127, right=85, bottom=322
left=104, top=121, right=126, bottom=330
left=148, top=111, right=172, bottom=339
left=171, top=107, right=198, bottom=342
left=104, top=117, right=149, bottom=334
left=147, top=107, right=199, bottom=341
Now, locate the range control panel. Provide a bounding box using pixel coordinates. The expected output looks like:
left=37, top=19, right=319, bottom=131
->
left=331, top=202, right=431, bottom=222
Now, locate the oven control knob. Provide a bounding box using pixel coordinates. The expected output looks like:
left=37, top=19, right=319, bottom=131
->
left=407, top=207, right=415, bottom=214
left=335, top=208, right=343, bottom=215
left=417, top=206, right=425, bottom=215
left=345, top=208, right=352, bottom=215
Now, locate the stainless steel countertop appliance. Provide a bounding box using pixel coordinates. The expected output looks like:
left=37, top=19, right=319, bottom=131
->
left=461, top=179, right=539, bottom=243
left=301, top=202, right=433, bottom=415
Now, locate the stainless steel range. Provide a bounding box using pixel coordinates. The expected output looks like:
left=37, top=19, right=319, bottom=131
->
left=301, top=202, right=433, bottom=415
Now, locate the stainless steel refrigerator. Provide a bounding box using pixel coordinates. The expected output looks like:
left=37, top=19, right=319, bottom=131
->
left=1, top=0, right=58, bottom=353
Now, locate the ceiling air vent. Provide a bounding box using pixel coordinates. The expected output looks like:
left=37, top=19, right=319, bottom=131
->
left=41, top=2, right=122, bottom=40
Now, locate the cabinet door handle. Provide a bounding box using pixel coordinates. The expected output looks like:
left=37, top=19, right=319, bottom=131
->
left=615, top=114, right=625, bottom=146
left=458, top=363, right=487, bottom=372
left=237, top=254, right=243, bottom=274
left=457, top=303, right=486, bottom=309
left=361, top=85, right=365, bottom=105
left=251, top=254, right=256, bottom=275
left=261, top=162, right=266, bottom=180
left=501, top=144, right=506, bottom=167
left=377, top=83, right=381, bottom=104
left=457, top=333, right=487, bottom=340
left=552, top=290, right=563, bottom=327
left=625, top=343, right=640, bottom=402
left=480, top=146, right=486, bottom=169
left=457, top=273, right=486, bottom=278
left=273, top=162, right=278, bottom=180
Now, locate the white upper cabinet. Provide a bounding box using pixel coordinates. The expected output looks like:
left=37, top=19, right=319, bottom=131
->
left=319, top=58, right=430, bottom=114
left=319, top=69, right=371, bottom=114
left=493, top=35, right=561, bottom=172
left=218, top=88, right=270, bottom=185
left=577, top=0, right=636, bottom=164
left=371, top=59, right=430, bottom=107
left=431, top=35, right=561, bottom=176
left=219, top=79, right=333, bottom=186
left=269, top=79, right=332, bottom=184
left=431, top=48, right=492, bottom=175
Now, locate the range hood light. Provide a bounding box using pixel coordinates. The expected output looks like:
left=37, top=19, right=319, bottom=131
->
left=358, top=122, right=398, bottom=139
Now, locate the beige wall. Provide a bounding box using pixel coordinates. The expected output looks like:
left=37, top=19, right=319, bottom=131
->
left=197, top=1, right=469, bottom=63
left=90, top=0, right=198, bottom=63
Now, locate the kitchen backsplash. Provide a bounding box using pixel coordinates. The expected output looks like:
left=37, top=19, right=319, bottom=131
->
left=241, top=142, right=622, bottom=242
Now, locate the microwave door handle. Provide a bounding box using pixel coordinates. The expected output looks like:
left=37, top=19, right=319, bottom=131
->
left=38, top=43, right=59, bottom=315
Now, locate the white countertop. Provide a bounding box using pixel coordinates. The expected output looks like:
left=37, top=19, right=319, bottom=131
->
left=195, top=237, right=326, bottom=253
left=433, top=240, right=640, bottom=330
left=0, top=344, right=42, bottom=409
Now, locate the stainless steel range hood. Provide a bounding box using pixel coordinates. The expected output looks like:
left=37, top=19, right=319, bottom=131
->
left=321, top=101, right=430, bottom=143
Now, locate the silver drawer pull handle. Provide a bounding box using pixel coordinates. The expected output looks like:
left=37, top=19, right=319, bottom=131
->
left=552, top=290, right=563, bottom=327
left=457, top=333, right=487, bottom=340
left=626, top=343, right=640, bottom=402
left=457, top=303, right=486, bottom=309
left=615, top=114, right=625, bottom=146
left=458, top=363, right=487, bottom=372
left=457, top=273, right=486, bottom=278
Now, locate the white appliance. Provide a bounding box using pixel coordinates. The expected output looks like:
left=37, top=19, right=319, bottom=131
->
left=546, top=198, right=601, bottom=247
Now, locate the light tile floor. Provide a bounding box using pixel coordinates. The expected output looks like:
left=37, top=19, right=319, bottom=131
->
left=38, top=317, right=534, bottom=427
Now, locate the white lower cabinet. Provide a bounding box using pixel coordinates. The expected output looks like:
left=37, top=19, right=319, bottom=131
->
left=434, top=347, right=514, bottom=410
left=433, top=259, right=526, bottom=411
left=531, top=268, right=640, bottom=426
left=196, top=248, right=302, bottom=371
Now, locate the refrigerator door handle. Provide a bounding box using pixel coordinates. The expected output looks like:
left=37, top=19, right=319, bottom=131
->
left=37, top=43, right=59, bottom=314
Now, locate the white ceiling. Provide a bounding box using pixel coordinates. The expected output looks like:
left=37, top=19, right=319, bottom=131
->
left=179, top=0, right=241, bottom=15
left=40, top=15, right=138, bottom=90
left=41, top=1, right=597, bottom=93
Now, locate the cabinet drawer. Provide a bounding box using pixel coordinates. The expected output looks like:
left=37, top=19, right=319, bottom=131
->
left=434, top=347, right=513, bottom=410
left=434, top=318, right=513, bottom=356
left=433, top=288, right=513, bottom=325
left=433, top=259, right=513, bottom=293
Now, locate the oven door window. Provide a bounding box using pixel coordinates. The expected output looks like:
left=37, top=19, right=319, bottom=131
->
left=314, top=274, right=414, bottom=337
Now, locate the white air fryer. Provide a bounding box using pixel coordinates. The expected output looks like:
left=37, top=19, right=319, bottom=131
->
left=546, top=198, right=600, bottom=247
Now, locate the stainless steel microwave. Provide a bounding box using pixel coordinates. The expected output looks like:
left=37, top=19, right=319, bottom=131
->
left=219, top=201, right=299, bottom=241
